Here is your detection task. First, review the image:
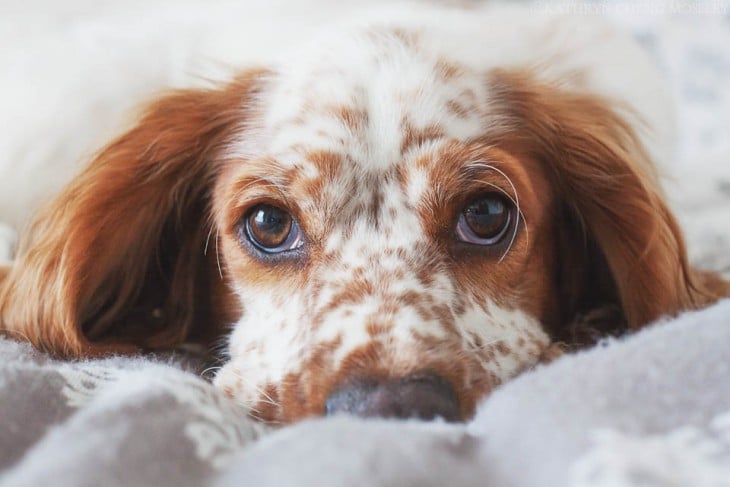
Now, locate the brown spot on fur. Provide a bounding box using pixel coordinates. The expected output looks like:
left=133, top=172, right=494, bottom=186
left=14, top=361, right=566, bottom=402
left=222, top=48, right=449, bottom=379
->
left=274, top=335, right=344, bottom=423
left=432, top=304, right=457, bottom=333
left=292, top=149, right=345, bottom=211
left=539, top=344, right=565, bottom=363
left=305, top=149, right=343, bottom=176
left=495, top=342, right=511, bottom=356
left=400, top=121, right=444, bottom=154
left=435, top=58, right=465, bottom=81
left=311, top=278, right=375, bottom=327
left=416, top=266, right=436, bottom=287
left=289, top=115, right=306, bottom=126
left=393, top=28, right=419, bottom=45
left=366, top=321, right=392, bottom=337
left=446, top=99, right=472, bottom=118
left=460, top=88, right=477, bottom=105
left=452, top=295, right=467, bottom=316
left=331, top=106, right=369, bottom=134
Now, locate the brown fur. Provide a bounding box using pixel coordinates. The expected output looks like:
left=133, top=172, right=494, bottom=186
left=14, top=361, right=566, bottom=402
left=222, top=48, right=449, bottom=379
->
left=0, top=69, right=268, bottom=357
left=482, top=69, right=727, bottom=333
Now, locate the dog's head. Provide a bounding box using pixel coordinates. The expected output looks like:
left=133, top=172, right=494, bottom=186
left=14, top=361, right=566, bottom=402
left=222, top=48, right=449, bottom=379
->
left=1, top=28, right=724, bottom=424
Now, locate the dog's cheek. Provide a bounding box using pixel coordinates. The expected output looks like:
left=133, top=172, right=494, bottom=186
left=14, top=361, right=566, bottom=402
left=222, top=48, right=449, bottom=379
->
left=451, top=301, right=552, bottom=383
left=213, top=289, right=309, bottom=418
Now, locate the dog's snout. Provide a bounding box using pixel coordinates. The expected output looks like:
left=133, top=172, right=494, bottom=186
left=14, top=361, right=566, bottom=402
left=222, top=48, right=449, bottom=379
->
left=324, top=374, right=460, bottom=422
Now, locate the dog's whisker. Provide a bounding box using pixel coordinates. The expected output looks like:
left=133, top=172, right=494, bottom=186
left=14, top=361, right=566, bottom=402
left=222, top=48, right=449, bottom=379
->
left=204, top=225, right=214, bottom=257
left=199, top=365, right=222, bottom=378
left=259, top=396, right=280, bottom=409
left=471, top=337, right=506, bottom=352
left=215, top=228, right=223, bottom=279
left=228, top=369, right=281, bottom=409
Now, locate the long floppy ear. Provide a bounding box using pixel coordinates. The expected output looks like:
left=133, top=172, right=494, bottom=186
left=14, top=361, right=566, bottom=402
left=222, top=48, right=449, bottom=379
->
left=487, top=69, right=728, bottom=334
left=0, top=70, right=265, bottom=357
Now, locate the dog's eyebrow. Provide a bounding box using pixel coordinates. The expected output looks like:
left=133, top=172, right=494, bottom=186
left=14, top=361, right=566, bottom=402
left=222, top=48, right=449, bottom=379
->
left=429, top=156, right=516, bottom=195
left=222, top=156, right=293, bottom=199
left=461, top=159, right=505, bottom=181
left=227, top=175, right=290, bottom=206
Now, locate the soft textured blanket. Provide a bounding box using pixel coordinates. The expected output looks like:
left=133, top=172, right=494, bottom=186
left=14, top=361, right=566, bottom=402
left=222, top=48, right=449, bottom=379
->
left=1, top=301, right=729, bottom=486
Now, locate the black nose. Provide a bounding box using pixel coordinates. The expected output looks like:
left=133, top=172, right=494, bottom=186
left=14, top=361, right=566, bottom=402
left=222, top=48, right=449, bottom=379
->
left=324, top=374, right=460, bottom=422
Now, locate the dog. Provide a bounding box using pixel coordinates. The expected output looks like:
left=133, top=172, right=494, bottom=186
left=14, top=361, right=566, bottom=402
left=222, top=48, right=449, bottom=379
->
left=0, top=3, right=727, bottom=425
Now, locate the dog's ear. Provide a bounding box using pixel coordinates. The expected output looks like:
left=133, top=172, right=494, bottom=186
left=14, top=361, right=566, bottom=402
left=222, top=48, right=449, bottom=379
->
left=487, top=69, right=728, bottom=335
left=0, top=70, right=266, bottom=357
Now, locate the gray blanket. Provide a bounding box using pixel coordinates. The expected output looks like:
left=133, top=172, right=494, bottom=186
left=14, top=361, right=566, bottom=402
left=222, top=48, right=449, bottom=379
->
left=1, top=300, right=729, bottom=486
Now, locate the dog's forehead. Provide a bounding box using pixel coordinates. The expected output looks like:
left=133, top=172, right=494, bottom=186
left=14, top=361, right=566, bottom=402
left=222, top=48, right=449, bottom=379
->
left=258, top=28, right=488, bottom=170
left=226, top=28, right=497, bottom=244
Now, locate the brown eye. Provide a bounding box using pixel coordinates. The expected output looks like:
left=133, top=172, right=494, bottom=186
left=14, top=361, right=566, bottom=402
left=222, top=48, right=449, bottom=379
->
left=456, top=193, right=513, bottom=245
left=244, top=204, right=303, bottom=253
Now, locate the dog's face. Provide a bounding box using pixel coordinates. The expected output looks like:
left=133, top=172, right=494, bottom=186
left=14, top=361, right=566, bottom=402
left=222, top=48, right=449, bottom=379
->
left=0, top=27, right=724, bottom=425
left=214, top=145, right=556, bottom=422
left=212, top=33, right=558, bottom=422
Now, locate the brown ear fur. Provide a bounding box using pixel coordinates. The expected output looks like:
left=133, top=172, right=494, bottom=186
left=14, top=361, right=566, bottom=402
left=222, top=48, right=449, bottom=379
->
left=0, top=71, right=265, bottom=357
left=487, top=69, right=728, bottom=333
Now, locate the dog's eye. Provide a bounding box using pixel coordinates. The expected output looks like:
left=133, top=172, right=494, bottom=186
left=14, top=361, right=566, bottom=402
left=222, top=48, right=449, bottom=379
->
left=456, top=193, right=513, bottom=245
left=244, top=204, right=303, bottom=253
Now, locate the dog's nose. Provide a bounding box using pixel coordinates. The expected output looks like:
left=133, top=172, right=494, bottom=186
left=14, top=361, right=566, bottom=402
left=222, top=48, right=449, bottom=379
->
left=324, top=374, right=460, bottom=421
